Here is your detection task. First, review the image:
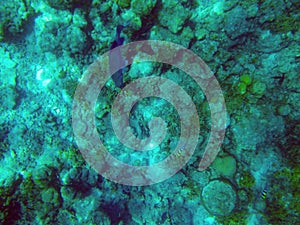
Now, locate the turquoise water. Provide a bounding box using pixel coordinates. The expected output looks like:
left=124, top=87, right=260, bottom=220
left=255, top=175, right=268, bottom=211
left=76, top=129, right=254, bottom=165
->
left=0, top=0, right=299, bottom=224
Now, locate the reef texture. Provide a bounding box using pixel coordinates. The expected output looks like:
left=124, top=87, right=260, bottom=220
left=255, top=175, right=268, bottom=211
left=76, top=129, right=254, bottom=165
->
left=0, top=0, right=299, bottom=224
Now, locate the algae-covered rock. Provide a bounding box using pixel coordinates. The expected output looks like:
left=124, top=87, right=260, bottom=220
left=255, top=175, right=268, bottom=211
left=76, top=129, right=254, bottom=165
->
left=41, top=187, right=59, bottom=203
left=34, top=9, right=87, bottom=54
left=46, top=0, right=92, bottom=10
left=195, top=27, right=208, bottom=40
left=277, top=104, right=291, bottom=116
left=121, top=10, right=142, bottom=31
left=212, top=155, right=237, bottom=177
left=61, top=167, right=98, bottom=193
left=72, top=8, right=87, bottom=28
left=238, top=170, right=255, bottom=188
left=0, top=0, right=34, bottom=39
left=0, top=87, right=17, bottom=110
left=150, top=25, right=194, bottom=48
left=32, top=165, right=56, bottom=188
left=158, top=1, right=190, bottom=33
left=0, top=49, right=17, bottom=70
left=115, top=0, right=131, bottom=8
left=34, top=9, right=71, bottom=52
left=65, top=26, right=87, bottom=53
left=0, top=168, right=22, bottom=197
left=46, top=0, right=72, bottom=9
left=131, top=0, right=157, bottom=16
left=250, top=81, right=266, bottom=98
left=191, top=39, right=219, bottom=62
left=224, top=5, right=250, bottom=40
left=202, top=180, right=237, bottom=216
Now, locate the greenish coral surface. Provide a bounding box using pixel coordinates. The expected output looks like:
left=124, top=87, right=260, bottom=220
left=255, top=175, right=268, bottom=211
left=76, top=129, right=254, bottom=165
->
left=238, top=170, right=255, bottom=189
left=212, top=155, right=237, bottom=177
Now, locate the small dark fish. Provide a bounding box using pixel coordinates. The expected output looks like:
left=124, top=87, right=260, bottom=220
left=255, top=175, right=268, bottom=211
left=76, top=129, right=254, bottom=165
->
left=109, top=25, right=126, bottom=88
left=272, top=74, right=285, bottom=85
left=110, top=25, right=125, bottom=49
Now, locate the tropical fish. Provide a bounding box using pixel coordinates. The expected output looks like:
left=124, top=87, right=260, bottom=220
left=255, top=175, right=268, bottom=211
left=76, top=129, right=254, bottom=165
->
left=109, top=25, right=126, bottom=88
left=261, top=184, right=268, bottom=200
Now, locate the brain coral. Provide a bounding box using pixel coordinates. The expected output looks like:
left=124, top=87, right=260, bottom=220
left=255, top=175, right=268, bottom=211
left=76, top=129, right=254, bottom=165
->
left=201, top=180, right=237, bottom=216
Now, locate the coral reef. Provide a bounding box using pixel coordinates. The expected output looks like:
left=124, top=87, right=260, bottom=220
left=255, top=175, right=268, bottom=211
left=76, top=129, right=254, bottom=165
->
left=0, top=0, right=299, bottom=223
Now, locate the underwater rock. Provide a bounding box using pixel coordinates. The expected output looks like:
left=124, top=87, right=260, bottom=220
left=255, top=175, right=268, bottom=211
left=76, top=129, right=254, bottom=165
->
left=61, top=167, right=98, bottom=191
left=121, top=10, right=142, bottom=31
left=232, top=109, right=285, bottom=153
left=245, top=3, right=259, bottom=18
left=256, top=30, right=286, bottom=53
left=65, top=26, right=87, bottom=53
left=131, top=0, right=157, bottom=16
left=128, top=61, right=155, bottom=79
left=41, top=187, right=59, bottom=203
left=88, top=211, right=111, bottom=225
left=72, top=188, right=103, bottom=221
left=191, top=39, right=219, bottom=62
left=0, top=87, right=17, bottom=110
left=0, top=0, right=34, bottom=40
left=0, top=168, right=22, bottom=196
left=46, top=0, right=73, bottom=9
left=237, top=170, right=255, bottom=189
left=194, top=27, right=208, bottom=40
left=32, top=165, right=55, bottom=188
left=202, top=180, right=236, bottom=216
left=277, top=105, right=291, bottom=116
left=60, top=186, right=77, bottom=204
left=150, top=25, right=193, bottom=48
left=115, top=0, right=131, bottom=8
left=34, top=10, right=71, bottom=52
left=158, top=1, right=190, bottom=33
left=192, top=205, right=215, bottom=225
left=35, top=8, right=87, bottom=54
left=0, top=49, right=17, bottom=70
left=46, top=0, right=92, bottom=10
left=250, top=80, right=266, bottom=98
left=128, top=186, right=169, bottom=224
left=72, top=8, right=87, bottom=28
left=224, top=5, right=250, bottom=40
